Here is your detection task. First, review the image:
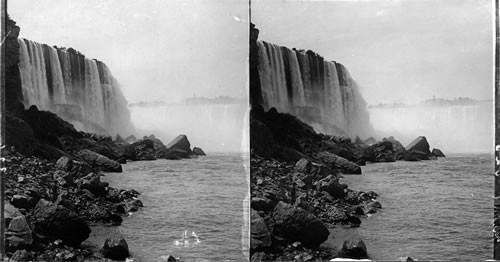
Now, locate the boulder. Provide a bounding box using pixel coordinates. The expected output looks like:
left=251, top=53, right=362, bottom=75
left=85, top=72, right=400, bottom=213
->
left=7, top=215, right=33, bottom=246
left=77, top=149, right=122, bottom=172
left=101, top=237, right=130, bottom=260
left=405, top=136, right=432, bottom=155
left=124, top=135, right=137, bottom=143
left=295, top=158, right=311, bottom=173
left=362, top=141, right=397, bottom=163
left=321, top=140, right=361, bottom=163
left=4, top=203, right=22, bottom=226
left=33, top=199, right=91, bottom=246
left=193, top=147, right=206, bottom=156
left=77, top=172, right=108, bottom=197
left=271, top=201, right=329, bottom=248
left=402, top=150, right=430, bottom=161
left=53, top=170, right=74, bottom=187
left=315, top=175, right=347, bottom=198
left=338, top=237, right=368, bottom=259
left=166, top=134, right=192, bottom=153
left=10, top=194, right=36, bottom=209
left=55, top=156, right=73, bottom=171
left=432, top=148, right=446, bottom=157
left=363, top=137, right=376, bottom=145
left=317, top=152, right=361, bottom=174
left=251, top=209, right=272, bottom=252
left=9, top=249, right=30, bottom=262
left=251, top=197, right=275, bottom=212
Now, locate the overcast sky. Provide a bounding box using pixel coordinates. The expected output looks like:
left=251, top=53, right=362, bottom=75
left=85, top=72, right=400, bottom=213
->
left=10, top=0, right=248, bottom=103
left=252, top=0, right=493, bottom=105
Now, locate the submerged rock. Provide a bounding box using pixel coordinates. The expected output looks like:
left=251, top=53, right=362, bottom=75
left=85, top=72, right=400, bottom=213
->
left=101, top=237, right=130, bottom=260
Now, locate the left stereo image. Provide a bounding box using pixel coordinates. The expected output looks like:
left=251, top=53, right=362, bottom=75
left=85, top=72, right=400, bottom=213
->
left=1, top=0, right=250, bottom=261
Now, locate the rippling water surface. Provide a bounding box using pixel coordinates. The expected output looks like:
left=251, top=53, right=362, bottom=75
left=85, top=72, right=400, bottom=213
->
left=339, top=154, right=493, bottom=260
left=102, top=153, right=248, bottom=261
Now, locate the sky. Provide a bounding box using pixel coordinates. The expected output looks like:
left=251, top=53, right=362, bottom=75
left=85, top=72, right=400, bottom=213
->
left=9, top=0, right=249, bottom=104
left=252, top=0, right=493, bottom=105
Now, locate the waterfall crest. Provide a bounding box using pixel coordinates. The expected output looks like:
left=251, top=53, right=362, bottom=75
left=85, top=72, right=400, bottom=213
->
left=256, top=40, right=374, bottom=138
left=17, top=38, right=133, bottom=136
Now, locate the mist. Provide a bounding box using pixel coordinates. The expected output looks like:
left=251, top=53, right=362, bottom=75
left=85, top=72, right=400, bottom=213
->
left=369, top=100, right=493, bottom=153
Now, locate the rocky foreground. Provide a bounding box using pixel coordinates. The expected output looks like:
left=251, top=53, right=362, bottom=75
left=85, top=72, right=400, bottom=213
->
left=250, top=105, right=444, bottom=261
left=3, top=103, right=205, bottom=261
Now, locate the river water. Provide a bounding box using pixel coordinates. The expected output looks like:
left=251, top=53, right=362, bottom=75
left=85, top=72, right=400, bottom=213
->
left=334, top=154, right=493, bottom=260
left=101, top=153, right=249, bottom=261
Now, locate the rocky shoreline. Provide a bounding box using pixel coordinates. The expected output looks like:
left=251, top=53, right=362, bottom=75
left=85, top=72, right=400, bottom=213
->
left=3, top=103, right=205, bottom=261
left=250, top=105, right=444, bottom=261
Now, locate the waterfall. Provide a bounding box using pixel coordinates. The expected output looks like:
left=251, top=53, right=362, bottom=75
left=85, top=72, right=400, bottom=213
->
left=256, top=40, right=374, bottom=138
left=17, top=38, right=133, bottom=136
left=369, top=102, right=493, bottom=153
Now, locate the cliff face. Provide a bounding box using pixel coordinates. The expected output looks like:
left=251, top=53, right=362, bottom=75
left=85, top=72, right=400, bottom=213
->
left=6, top=18, right=134, bottom=136
left=249, top=25, right=374, bottom=139
left=6, top=17, right=23, bottom=111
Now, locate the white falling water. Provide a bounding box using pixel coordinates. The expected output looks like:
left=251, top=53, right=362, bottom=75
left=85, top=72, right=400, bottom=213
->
left=17, top=38, right=133, bottom=136
left=256, top=40, right=374, bottom=138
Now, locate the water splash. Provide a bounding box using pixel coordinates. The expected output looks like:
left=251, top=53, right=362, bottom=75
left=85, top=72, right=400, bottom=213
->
left=174, top=230, right=201, bottom=248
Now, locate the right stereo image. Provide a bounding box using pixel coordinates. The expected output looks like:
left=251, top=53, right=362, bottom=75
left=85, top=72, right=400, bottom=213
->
left=250, top=0, right=494, bottom=260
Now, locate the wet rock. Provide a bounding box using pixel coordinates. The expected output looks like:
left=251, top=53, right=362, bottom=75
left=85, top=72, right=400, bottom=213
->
left=321, top=140, right=361, bottom=163
left=338, top=237, right=368, bottom=259
left=124, top=135, right=137, bottom=143
left=432, top=148, right=445, bottom=157
left=101, top=237, right=130, bottom=260
left=251, top=251, right=272, bottom=262
left=271, top=201, right=329, bottom=248
left=363, top=137, right=377, bottom=145
left=4, top=203, right=22, bottom=227
left=125, top=139, right=157, bottom=160
left=33, top=199, right=91, bottom=246
left=77, top=149, right=122, bottom=172
left=163, top=255, right=178, bottom=262
left=317, top=151, right=361, bottom=174
left=193, top=147, right=206, bottom=156
left=251, top=209, right=272, bottom=252
left=405, top=136, right=432, bottom=154
left=106, top=188, right=123, bottom=203
left=383, top=137, right=406, bottom=160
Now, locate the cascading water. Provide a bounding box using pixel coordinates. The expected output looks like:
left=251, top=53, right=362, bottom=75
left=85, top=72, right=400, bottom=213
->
left=17, top=38, right=133, bottom=136
left=256, top=40, right=374, bottom=138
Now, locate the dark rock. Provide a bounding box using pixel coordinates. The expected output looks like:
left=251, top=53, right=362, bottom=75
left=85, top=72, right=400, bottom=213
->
left=363, top=141, right=397, bottom=163
left=193, top=147, right=206, bottom=156
left=250, top=120, right=277, bottom=158
left=384, top=136, right=406, bottom=160
left=321, top=140, right=361, bottom=163
left=125, top=139, right=157, bottom=161
left=317, top=151, right=361, bottom=174
left=5, top=114, right=38, bottom=156
left=166, top=134, right=192, bottom=153
left=77, top=173, right=108, bottom=197
left=251, top=197, right=275, bottom=212
left=77, top=149, right=122, bottom=172
left=405, top=136, right=432, bottom=156
left=101, top=237, right=130, bottom=260
left=315, top=175, right=347, bottom=198
left=273, top=146, right=306, bottom=163
left=33, top=199, right=91, bottom=246
left=5, top=203, right=22, bottom=227
left=338, top=237, right=368, bottom=259
left=11, top=194, right=35, bottom=209
left=402, top=150, right=430, bottom=161
left=432, top=148, right=445, bottom=157
left=271, top=201, right=329, bottom=248
left=251, top=209, right=272, bottom=252
left=53, top=170, right=73, bottom=187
